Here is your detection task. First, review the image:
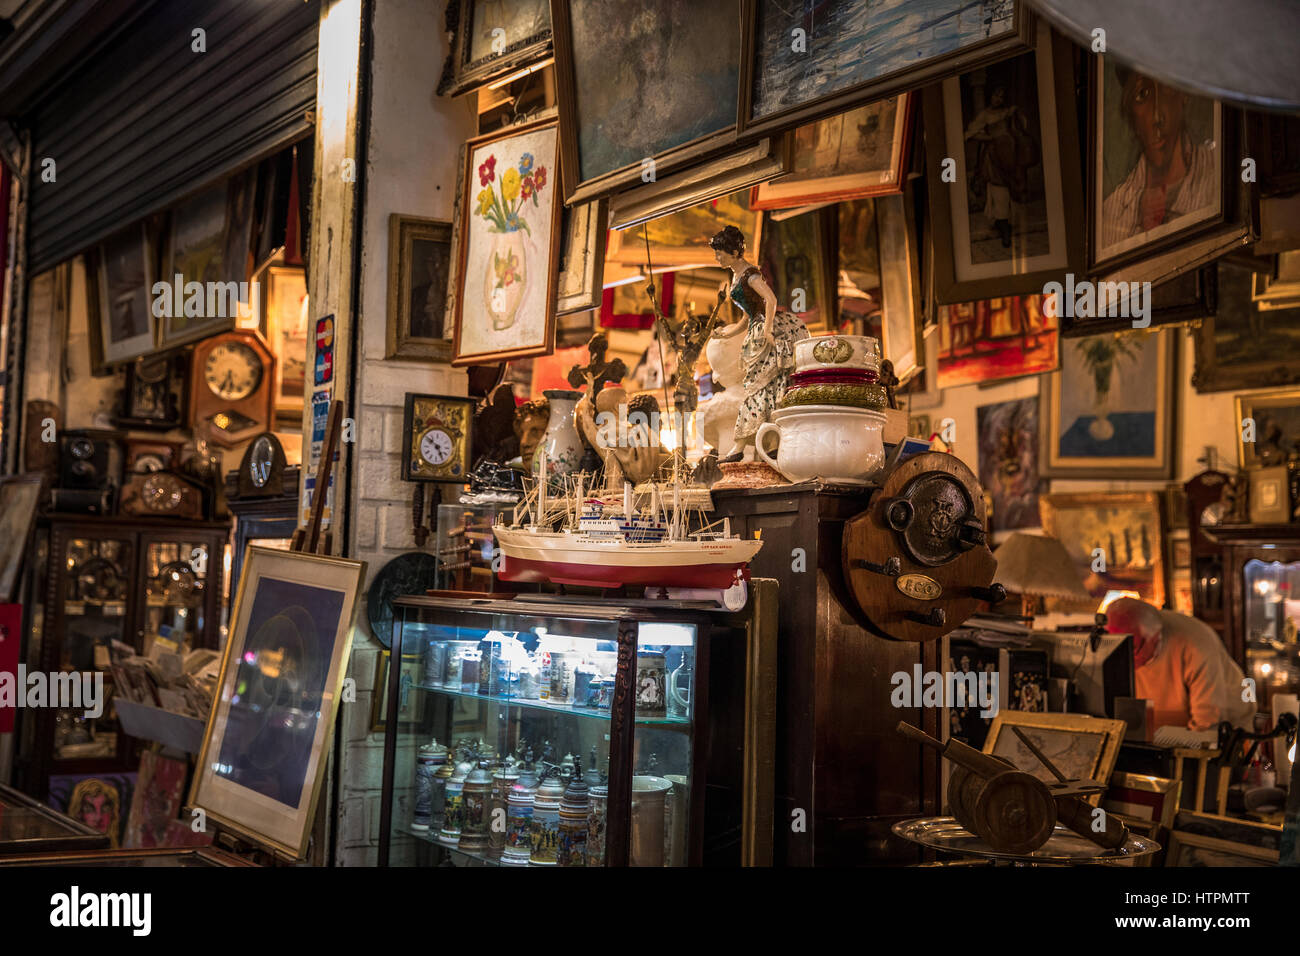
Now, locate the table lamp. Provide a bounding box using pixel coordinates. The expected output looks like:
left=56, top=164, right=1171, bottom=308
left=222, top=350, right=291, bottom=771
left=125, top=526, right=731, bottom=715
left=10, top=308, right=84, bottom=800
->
left=992, top=532, right=1094, bottom=621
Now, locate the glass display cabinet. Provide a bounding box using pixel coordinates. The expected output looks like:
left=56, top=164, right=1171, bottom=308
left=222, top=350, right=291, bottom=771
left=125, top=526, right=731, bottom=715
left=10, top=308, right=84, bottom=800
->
left=18, top=515, right=229, bottom=799
left=379, top=591, right=773, bottom=866
left=0, top=782, right=110, bottom=855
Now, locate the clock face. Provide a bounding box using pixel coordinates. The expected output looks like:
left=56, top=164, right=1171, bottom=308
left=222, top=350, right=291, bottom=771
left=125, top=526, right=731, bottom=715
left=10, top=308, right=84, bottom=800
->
left=420, top=428, right=453, bottom=466
left=136, top=356, right=169, bottom=384
left=142, top=474, right=184, bottom=512
left=249, top=435, right=275, bottom=487
left=204, top=341, right=263, bottom=401
left=134, top=452, right=167, bottom=473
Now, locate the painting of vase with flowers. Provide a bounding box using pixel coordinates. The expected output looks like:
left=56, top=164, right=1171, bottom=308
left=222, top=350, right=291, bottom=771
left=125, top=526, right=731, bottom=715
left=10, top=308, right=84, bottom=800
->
left=453, top=118, right=562, bottom=365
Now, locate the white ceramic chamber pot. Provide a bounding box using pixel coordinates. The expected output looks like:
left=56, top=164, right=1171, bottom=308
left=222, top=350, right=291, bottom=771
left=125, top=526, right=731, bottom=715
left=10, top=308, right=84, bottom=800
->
left=755, top=405, right=886, bottom=485
left=793, top=334, right=881, bottom=372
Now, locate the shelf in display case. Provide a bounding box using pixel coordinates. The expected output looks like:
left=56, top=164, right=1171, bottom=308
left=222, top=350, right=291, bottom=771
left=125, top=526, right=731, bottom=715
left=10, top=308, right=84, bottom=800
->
left=400, top=825, right=504, bottom=866
left=416, top=681, right=692, bottom=728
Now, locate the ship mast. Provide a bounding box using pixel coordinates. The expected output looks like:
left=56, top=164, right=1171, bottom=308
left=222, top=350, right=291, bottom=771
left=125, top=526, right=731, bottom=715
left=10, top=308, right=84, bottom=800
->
left=623, top=480, right=633, bottom=522
left=537, top=471, right=547, bottom=530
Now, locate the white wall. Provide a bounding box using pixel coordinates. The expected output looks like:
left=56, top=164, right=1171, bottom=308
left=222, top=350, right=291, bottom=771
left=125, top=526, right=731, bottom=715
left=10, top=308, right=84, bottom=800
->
left=335, top=0, right=475, bottom=866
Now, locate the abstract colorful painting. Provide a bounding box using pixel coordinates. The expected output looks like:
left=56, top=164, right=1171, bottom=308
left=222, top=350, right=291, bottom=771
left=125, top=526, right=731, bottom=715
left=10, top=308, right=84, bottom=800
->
left=976, top=396, right=1043, bottom=531
left=935, top=294, right=1057, bottom=388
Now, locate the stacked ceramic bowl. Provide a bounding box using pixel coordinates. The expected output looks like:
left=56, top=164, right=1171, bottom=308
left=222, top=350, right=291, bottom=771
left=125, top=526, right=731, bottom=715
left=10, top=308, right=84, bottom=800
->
left=779, top=334, right=888, bottom=411
left=757, top=335, right=888, bottom=485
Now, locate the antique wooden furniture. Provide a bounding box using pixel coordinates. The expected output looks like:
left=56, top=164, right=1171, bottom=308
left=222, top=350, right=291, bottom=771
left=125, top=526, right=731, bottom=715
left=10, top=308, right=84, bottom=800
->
left=224, top=464, right=300, bottom=589
left=896, top=722, right=1128, bottom=854
left=17, top=514, right=229, bottom=799
left=1202, top=523, right=1300, bottom=676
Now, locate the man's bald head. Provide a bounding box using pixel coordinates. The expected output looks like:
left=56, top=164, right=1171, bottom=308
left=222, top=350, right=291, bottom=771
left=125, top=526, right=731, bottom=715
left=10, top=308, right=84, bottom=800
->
left=1105, top=597, right=1164, bottom=667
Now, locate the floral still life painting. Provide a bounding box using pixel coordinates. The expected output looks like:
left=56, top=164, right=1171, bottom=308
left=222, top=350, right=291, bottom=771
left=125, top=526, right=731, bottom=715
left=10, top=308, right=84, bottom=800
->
left=454, top=118, right=561, bottom=365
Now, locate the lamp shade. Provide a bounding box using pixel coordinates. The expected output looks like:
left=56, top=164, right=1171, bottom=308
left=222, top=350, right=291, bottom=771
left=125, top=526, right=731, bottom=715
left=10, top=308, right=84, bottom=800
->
left=993, top=533, right=1092, bottom=602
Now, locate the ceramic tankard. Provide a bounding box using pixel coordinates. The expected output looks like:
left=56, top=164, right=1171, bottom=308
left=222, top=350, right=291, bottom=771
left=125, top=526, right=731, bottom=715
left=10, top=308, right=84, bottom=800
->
left=756, top=405, right=886, bottom=485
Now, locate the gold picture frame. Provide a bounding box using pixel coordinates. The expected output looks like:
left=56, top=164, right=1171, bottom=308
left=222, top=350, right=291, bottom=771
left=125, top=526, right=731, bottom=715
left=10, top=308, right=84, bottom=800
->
left=385, top=215, right=453, bottom=362
left=1235, top=387, right=1300, bottom=470
left=985, top=711, right=1127, bottom=805
left=189, top=546, right=365, bottom=861
left=1039, top=490, right=1167, bottom=607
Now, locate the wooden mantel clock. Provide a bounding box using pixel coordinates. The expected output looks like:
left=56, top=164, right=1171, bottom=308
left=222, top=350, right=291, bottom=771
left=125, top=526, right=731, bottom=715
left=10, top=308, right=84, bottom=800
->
left=190, top=330, right=275, bottom=448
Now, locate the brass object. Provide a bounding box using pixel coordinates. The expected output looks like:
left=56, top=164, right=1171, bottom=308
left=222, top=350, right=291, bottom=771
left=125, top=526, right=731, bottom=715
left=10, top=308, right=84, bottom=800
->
left=778, top=382, right=888, bottom=410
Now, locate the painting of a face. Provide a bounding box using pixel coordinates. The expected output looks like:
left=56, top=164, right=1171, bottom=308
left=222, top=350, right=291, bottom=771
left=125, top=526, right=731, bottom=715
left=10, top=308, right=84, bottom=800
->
left=1125, top=75, right=1187, bottom=173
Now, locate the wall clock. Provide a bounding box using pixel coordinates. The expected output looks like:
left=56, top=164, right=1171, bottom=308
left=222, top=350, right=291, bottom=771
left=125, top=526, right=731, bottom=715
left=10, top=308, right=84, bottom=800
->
left=116, top=352, right=188, bottom=429
left=236, top=431, right=288, bottom=498
left=401, top=393, right=474, bottom=483
left=120, top=470, right=205, bottom=519
left=125, top=439, right=184, bottom=474
left=190, top=330, right=275, bottom=447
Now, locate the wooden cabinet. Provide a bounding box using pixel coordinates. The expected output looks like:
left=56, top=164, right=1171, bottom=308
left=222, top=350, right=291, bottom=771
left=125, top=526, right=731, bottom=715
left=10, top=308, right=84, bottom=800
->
left=17, top=515, right=228, bottom=798
left=712, top=483, right=942, bottom=866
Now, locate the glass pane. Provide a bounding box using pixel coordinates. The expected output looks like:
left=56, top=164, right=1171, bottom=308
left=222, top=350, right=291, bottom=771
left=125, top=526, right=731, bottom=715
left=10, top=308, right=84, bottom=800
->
left=141, top=539, right=210, bottom=649
left=434, top=503, right=509, bottom=592
left=632, top=621, right=696, bottom=867
left=389, top=608, right=619, bottom=867
left=56, top=537, right=133, bottom=760
left=1242, top=559, right=1300, bottom=703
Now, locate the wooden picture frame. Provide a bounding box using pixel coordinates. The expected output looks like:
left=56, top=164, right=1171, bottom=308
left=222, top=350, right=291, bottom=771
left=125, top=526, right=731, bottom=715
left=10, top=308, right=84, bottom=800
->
left=1040, top=330, right=1177, bottom=479
left=1165, top=829, right=1279, bottom=866
left=749, top=94, right=913, bottom=209
left=370, top=650, right=426, bottom=733
left=1103, top=772, right=1182, bottom=831
left=1039, top=491, right=1167, bottom=607
left=1235, top=388, right=1300, bottom=470
left=96, top=223, right=156, bottom=365
left=555, top=199, right=607, bottom=316
left=552, top=0, right=742, bottom=205
left=0, top=472, right=44, bottom=602
left=926, top=24, right=1084, bottom=303
left=160, top=174, right=256, bottom=348
left=985, top=711, right=1127, bottom=805
left=1058, top=266, right=1217, bottom=337
left=386, top=215, right=453, bottom=362
left=436, top=0, right=553, bottom=99
left=738, top=0, right=1033, bottom=139
left=1088, top=56, right=1236, bottom=274
left=607, top=187, right=762, bottom=271
left=452, top=117, right=561, bottom=366
left=1192, top=258, right=1300, bottom=393
left=188, top=546, right=365, bottom=860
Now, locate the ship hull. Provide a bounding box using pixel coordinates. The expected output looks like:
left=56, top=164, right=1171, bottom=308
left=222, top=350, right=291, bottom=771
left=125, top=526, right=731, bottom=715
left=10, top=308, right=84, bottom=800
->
left=495, top=528, right=761, bottom=590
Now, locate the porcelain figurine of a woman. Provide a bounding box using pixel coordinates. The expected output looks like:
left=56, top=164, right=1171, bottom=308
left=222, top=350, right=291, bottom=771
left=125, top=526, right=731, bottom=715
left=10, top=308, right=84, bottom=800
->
left=708, top=225, right=809, bottom=462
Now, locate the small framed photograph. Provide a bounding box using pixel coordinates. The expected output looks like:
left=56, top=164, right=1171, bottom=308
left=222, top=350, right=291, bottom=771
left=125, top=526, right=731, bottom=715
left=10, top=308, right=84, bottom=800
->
left=1235, top=388, right=1300, bottom=469
left=189, top=547, right=365, bottom=860
left=262, top=264, right=310, bottom=414
left=925, top=24, right=1084, bottom=303
left=750, top=94, right=912, bottom=209
left=370, top=651, right=426, bottom=733
left=1248, top=465, right=1291, bottom=524
left=96, top=224, right=156, bottom=365
left=386, top=216, right=452, bottom=362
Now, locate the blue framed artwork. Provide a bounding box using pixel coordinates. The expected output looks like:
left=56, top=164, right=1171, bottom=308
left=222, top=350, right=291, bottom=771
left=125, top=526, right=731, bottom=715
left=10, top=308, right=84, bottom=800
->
left=1039, top=329, right=1176, bottom=479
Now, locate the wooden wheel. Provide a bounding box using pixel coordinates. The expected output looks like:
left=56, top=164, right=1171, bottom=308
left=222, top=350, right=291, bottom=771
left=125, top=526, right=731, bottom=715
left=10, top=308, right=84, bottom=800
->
left=947, top=765, right=980, bottom=833
left=972, top=770, right=1057, bottom=855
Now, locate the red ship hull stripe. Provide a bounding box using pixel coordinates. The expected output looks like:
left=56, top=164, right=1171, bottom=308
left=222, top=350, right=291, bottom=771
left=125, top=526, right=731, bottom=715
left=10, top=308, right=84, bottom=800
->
left=498, top=554, right=745, bottom=590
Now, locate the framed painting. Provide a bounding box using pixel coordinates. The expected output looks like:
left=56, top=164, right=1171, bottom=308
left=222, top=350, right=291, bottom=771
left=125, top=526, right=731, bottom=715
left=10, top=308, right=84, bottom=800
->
left=926, top=24, right=1083, bottom=303
left=189, top=546, right=365, bottom=860
left=1059, top=266, right=1217, bottom=337
left=555, top=199, right=607, bottom=315
left=1166, top=830, right=1279, bottom=866
left=1192, top=258, right=1300, bottom=393
left=160, top=174, right=256, bottom=348
left=48, top=773, right=137, bottom=849
left=1102, top=772, right=1182, bottom=831
left=1040, top=329, right=1176, bottom=479
left=758, top=206, right=836, bottom=333
left=739, top=0, right=1032, bottom=138
left=262, top=264, right=310, bottom=417
left=370, top=651, right=427, bottom=733
left=552, top=0, right=742, bottom=204
left=750, top=94, right=912, bottom=209
left=386, top=215, right=453, bottom=361
left=452, top=117, right=561, bottom=366
left=0, top=472, right=44, bottom=602
left=985, top=711, right=1127, bottom=804
left=123, top=750, right=188, bottom=849
left=437, top=0, right=552, bottom=98
left=976, top=396, right=1043, bottom=532
left=96, top=223, right=155, bottom=364
left=1039, top=491, right=1167, bottom=607
left=935, top=294, right=1057, bottom=389
left=1235, top=388, right=1300, bottom=470
left=606, top=188, right=761, bottom=270
left=1089, top=56, right=1232, bottom=273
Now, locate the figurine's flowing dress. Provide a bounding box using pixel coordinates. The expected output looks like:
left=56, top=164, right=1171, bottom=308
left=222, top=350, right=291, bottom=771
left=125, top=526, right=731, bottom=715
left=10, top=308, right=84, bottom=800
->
left=730, top=266, right=809, bottom=444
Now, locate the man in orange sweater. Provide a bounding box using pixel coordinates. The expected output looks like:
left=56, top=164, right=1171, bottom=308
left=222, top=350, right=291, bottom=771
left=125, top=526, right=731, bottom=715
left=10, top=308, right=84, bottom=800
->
left=1105, top=598, right=1256, bottom=732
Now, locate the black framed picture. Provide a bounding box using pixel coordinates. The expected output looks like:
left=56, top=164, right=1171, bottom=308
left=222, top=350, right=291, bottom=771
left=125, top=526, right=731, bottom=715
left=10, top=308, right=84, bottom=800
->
left=437, top=0, right=552, bottom=98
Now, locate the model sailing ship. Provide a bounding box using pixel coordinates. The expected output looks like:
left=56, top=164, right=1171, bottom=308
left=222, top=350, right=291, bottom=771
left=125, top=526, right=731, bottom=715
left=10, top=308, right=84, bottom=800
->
left=494, top=472, right=762, bottom=592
